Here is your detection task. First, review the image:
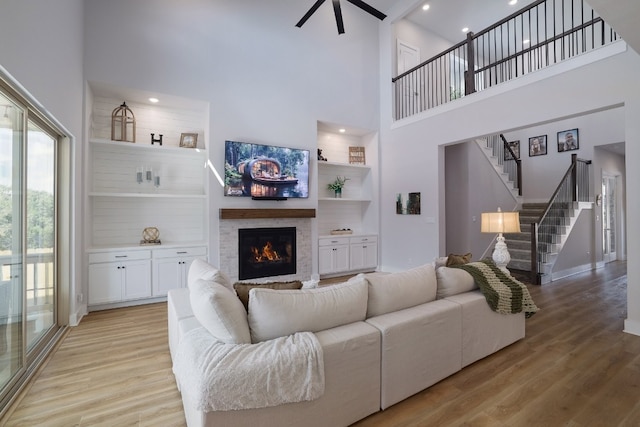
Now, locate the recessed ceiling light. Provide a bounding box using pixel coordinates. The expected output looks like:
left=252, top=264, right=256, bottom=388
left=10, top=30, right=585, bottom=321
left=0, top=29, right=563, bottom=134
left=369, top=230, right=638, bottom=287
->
left=422, top=4, right=430, bottom=11
left=148, top=97, right=159, bottom=103
left=462, top=27, right=469, bottom=33
left=509, top=0, right=518, bottom=5
left=523, top=39, right=530, bottom=44
left=339, top=128, right=346, bottom=133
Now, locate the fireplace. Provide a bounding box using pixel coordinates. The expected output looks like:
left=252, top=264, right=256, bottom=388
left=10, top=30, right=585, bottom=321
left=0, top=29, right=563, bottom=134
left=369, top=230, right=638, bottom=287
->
left=238, top=227, right=296, bottom=280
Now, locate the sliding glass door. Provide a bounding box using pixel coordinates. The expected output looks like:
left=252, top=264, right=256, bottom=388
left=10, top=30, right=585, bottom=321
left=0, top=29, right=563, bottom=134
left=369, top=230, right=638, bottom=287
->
left=0, top=93, right=25, bottom=395
left=0, top=88, right=60, bottom=409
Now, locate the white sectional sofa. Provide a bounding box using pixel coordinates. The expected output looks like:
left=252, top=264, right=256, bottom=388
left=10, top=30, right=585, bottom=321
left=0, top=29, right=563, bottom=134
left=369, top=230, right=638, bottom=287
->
left=167, top=260, right=527, bottom=427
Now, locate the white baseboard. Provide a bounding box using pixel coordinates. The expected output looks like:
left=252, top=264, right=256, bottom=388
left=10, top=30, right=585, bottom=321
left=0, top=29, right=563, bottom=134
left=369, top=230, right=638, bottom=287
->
left=624, top=319, right=640, bottom=337
left=69, top=304, right=86, bottom=326
left=551, top=263, right=599, bottom=281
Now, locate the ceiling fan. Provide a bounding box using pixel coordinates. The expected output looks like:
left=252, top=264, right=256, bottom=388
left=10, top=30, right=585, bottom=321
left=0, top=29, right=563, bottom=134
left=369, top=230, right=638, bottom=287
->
left=296, top=0, right=387, bottom=34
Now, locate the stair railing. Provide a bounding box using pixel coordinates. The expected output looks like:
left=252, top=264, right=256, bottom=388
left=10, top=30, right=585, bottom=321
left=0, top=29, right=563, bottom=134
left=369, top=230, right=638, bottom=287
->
left=499, top=134, right=522, bottom=196
left=531, top=153, right=591, bottom=283
left=392, top=0, right=619, bottom=120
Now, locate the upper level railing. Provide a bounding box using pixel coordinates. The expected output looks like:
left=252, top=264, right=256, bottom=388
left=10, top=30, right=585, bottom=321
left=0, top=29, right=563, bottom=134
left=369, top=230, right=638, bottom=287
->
left=530, top=153, right=591, bottom=283
left=393, top=0, right=620, bottom=120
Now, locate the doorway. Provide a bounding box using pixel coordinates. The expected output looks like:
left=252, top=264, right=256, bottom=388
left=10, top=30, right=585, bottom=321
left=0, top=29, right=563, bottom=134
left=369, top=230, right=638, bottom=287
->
left=602, top=174, right=618, bottom=263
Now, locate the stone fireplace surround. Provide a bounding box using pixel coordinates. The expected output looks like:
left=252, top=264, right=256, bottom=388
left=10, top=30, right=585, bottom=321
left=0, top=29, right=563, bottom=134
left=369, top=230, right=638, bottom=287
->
left=218, top=209, right=314, bottom=283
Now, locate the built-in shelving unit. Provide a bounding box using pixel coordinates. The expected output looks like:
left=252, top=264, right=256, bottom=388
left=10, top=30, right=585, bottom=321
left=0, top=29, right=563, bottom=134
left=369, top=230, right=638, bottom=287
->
left=84, top=82, right=210, bottom=309
left=316, top=121, right=379, bottom=277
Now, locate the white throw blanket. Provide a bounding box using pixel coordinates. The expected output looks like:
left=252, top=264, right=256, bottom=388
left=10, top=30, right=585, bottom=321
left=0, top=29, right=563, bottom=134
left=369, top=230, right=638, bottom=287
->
left=173, top=327, right=325, bottom=412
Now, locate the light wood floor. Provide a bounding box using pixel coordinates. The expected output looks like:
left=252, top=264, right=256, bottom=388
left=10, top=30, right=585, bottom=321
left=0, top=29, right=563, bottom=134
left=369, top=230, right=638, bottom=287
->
left=3, top=261, right=639, bottom=426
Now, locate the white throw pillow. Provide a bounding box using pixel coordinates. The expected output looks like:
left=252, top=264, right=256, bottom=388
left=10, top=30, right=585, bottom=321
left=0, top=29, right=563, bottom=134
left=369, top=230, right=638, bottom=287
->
left=365, top=263, right=437, bottom=317
left=248, top=277, right=368, bottom=343
left=189, top=279, right=251, bottom=344
left=188, top=258, right=233, bottom=291
left=435, top=266, right=477, bottom=299
left=433, top=256, right=449, bottom=269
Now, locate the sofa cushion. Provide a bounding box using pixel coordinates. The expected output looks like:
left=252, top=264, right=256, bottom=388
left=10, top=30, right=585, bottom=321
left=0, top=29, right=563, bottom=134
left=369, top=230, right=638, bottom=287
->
left=248, top=277, right=368, bottom=343
left=435, top=266, right=477, bottom=299
left=364, top=263, right=437, bottom=318
left=188, top=258, right=232, bottom=291
left=233, top=281, right=303, bottom=311
left=189, top=279, right=251, bottom=344
left=446, top=252, right=472, bottom=266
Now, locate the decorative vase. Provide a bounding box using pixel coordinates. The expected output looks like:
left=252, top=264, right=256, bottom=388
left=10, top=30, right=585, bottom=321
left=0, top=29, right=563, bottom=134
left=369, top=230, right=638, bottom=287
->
left=334, top=188, right=342, bottom=198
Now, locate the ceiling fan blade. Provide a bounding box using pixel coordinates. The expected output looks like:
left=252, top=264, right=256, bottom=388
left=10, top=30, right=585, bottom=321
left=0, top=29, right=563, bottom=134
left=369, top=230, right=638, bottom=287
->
left=332, top=0, right=345, bottom=34
left=345, top=0, right=387, bottom=21
left=296, top=0, right=327, bottom=28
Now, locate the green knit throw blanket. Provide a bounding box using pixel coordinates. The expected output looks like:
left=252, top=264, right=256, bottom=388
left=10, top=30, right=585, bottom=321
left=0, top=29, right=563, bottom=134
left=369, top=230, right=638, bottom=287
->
left=453, top=259, right=539, bottom=318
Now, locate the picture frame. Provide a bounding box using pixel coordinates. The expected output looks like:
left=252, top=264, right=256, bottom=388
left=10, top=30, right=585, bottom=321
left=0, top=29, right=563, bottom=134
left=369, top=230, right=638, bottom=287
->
left=557, top=128, right=579, bottom=152
left=179, top=133, right=198, bottom=148
left=529, top=135, right=547, bottom=157
left=505, top=140, right=520, bottom=161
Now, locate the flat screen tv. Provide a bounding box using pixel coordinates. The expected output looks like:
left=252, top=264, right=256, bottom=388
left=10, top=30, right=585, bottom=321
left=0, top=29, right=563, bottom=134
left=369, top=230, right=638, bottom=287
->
left=224, top=140, right=310, bottom=199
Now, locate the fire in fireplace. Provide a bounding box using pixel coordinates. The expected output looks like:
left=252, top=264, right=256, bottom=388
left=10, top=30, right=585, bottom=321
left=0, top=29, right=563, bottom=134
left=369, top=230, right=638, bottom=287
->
left=238, top=227, right=296, bottom=280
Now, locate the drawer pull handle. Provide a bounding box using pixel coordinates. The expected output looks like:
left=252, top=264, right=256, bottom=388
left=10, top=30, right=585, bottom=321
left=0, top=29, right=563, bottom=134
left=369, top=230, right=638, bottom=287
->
left=115, top=255, right=128, bottom=258
left=177, top=251, right=188, bottom=254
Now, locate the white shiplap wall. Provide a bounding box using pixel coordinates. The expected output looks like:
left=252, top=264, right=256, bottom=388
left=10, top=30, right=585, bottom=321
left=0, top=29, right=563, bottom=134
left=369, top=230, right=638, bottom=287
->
left=88, top=95, right=208, bottom=249
left=91, top=96, right=206, bottom=148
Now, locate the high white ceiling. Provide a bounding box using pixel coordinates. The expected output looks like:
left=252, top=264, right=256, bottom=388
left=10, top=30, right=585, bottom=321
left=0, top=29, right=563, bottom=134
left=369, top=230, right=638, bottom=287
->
left=401, top=0, right=539, bottom=43
left=359, top=0, right=539, bottom=43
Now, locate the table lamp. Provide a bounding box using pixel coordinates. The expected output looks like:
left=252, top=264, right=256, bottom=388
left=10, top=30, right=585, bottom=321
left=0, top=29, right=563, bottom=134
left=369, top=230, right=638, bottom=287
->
left=481, top=207, right=521, bottom=273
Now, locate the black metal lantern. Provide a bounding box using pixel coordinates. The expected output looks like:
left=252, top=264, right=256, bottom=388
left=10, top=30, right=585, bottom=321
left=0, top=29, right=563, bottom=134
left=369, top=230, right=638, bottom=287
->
left=111, top=102, right=136, bottom=142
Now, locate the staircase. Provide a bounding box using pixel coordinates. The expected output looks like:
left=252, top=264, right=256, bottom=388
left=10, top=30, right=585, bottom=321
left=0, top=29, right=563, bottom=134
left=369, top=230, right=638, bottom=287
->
left=475, top=136, right=522, bottom=202
left=505, top=201, right=582, bottom=284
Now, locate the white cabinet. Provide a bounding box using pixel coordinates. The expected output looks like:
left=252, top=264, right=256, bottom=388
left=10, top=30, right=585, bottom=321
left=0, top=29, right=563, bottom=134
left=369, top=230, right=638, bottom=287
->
left=318, top=237, right=350, bottom=275
left=152, top=246, right=207, bottom=296
left=318, top=235, right=378, bottom=277
left=88, top=250, right=151, bottom=305
left=349, top=235, right=378, bottom=271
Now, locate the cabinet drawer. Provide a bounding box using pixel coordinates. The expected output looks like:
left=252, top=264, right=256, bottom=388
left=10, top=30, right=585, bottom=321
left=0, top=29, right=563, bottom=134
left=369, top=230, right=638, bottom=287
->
left=89, top=250, right=151, bottom=264
left=319, top=237, right=350, bottom=247
left=350, top=235, right=377, bottom=244
left=152, top=246, right=207, bottom=259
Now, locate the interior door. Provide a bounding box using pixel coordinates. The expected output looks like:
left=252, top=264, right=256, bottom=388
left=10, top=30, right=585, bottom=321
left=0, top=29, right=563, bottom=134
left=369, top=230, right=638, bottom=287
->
left=602, top=174, right=617, bottom=263
left=397, top=40, right=421, bottom=115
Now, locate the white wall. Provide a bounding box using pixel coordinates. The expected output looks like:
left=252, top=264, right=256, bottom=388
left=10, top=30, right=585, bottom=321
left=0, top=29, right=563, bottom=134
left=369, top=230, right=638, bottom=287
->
left=379, top=10, right=640, bottom=334
left=394, top=18, right=452, bottom=72
left=0, top=0, right=85, bottom=323
left=83, top=0, right=382, bottom=277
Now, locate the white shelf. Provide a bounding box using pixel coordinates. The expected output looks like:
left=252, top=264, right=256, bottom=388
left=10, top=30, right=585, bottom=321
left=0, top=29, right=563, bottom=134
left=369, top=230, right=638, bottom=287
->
left=89, top=138, right=206, bottom=155
left=87, top=241, right=208, bottom=253
left=318, top=161, right=370, bottom=171
left=318, top=197, right=371, bottom=202
left=89, top=192, right=206, bottom=198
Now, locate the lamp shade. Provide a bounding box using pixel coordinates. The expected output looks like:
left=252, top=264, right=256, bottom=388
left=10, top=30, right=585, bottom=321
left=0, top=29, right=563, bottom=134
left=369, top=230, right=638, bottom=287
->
left=481, top=209, right=521, bottom=233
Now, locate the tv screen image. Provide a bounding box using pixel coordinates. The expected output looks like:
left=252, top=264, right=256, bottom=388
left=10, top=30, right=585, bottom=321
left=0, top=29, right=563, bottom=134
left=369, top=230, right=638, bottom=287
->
left=224, top=140, right=309, bottom=198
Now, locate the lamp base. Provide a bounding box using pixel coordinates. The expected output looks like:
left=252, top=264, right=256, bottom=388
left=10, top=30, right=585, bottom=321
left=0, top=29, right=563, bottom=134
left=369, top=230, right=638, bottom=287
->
left=492, top=233, right=511, bottom=274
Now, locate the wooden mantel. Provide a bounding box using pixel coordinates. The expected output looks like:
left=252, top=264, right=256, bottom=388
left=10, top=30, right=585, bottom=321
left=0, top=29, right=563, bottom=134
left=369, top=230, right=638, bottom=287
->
left=219, top=208, right=316, bottom=220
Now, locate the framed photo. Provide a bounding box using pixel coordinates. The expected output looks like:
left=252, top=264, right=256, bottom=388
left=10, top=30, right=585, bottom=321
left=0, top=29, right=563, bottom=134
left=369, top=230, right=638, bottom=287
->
left=557, top=128, right=579, bottom=152
left=529, top=135, right=547, bottom=157
left=505, top=140, right=520, bottom=160
left=180, top=133, right=198, bottom=148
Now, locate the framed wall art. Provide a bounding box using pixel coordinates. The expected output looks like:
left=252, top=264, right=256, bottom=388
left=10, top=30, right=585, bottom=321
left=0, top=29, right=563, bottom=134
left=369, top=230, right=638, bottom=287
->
left=505, top=140, right=520, bottom=160
left=180, top=133, right=198, bottom=148
left=528, top=135, right=547, bottom=157
left=557, top=128, right=579, bottom=152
